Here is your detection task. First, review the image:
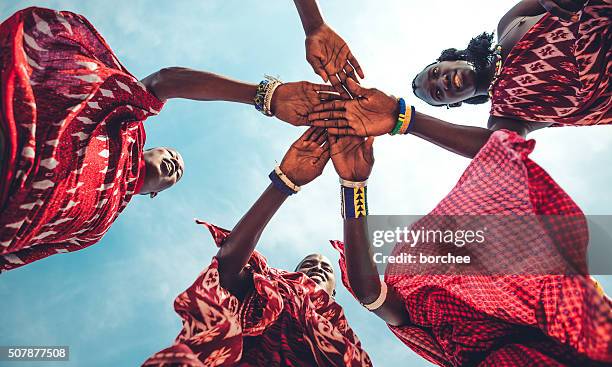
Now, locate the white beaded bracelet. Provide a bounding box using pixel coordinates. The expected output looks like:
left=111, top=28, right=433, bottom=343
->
left=263, top=76, right=283, bottom=116
left=339, top=177, right=368, bottom=188
left=362, top=281, right=387, bottom=311
left=274, top=166, right=301, bottom=193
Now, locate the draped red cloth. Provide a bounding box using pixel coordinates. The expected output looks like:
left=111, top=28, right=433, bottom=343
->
left=142, top=222, right=373, bottom=367
left=0, top=7, right=164, bottom=272
left=490, top=0, right=611, bottom=126
left=331, top=131, right=611, bottom=366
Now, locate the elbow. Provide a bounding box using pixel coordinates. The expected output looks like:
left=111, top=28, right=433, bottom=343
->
left=144, top=67, right=187, bottom=100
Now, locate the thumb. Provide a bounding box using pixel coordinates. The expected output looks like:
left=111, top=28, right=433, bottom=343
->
left=365, top=137, right=375, bottom=156
left=346, top=77, right=365, bottom=97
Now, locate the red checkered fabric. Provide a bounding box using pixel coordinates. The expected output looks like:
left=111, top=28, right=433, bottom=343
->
left=143, top=222, right=373, bottom=367
left=331, top=131, right=611, bottom=366
left=490, top=0, right=611, bottom=126
left=0, top=7, right=163, bottom=272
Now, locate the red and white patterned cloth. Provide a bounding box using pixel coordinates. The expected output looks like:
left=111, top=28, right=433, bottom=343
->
left=0, top=7, right=164, bottom=272
left=142, top=222, right=373, bottom=367
left=490, top=0, right=611, bottom=126
left=331, top=131, right=611, bottom=366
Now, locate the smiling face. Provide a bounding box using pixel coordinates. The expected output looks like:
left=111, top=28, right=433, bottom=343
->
left=141, top=147, right=184, bottom=195
left=295, top=254, right=336, bottom=297
left=413, top=60, right=479, bottom=106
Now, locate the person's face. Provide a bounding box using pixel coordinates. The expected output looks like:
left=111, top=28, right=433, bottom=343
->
left=413, top=60, right=477, bottom=106
left=296, top=254, right=336, bottom=297
left=142, top=147, right=184, bottom=195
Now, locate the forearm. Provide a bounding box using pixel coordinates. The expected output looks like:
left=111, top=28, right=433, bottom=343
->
left=293, top=0, right=325, bottom=34
left=141, top=67, right=257, bottom=103
left=409, top=112, right=493, bottom=159
left=216, top=184, right=289, bottom=294
left=344, top=218, right=410, bottom=326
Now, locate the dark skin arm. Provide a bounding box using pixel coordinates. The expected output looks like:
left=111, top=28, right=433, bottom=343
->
left=329, top=136, right=410, bottom=326
left=293, top=0, right=364, bottom=96
left=215, top=127, right=330, bottom=299
left=310, top=79, right=550, bottom=159
left=140, top=67, right=338, bottom=126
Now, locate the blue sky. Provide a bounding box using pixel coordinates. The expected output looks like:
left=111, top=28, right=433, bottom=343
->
left=1, top=1, right=610, bottom=366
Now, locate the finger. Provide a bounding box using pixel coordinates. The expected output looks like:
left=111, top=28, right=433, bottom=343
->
left=326, top=127, right=356, bottom=136
left=312, top=83, right=338, bottom=94
left=308, top=110, right=346, bottom=121
left=320, top=93, right=344, bottom=102
left=539, top=0, right=574, bottom=20
left=345, top=77, right=365, bottom=97
left=365, top=136, right=375, bottom=154
left=317, top=142, right=331, bottom=163
left=307, top=55, right=329, bottom=82
left=308, top=127, right=327, bottom=143
left=313, top=100, right=348, bottom=113
left=343, top=64, right=359, bottom=83
left=314, top=130, right=328, bottom=146
left=300, top=126, right=320, bottom=142
left=309, top=119, right=349, bottom=128
left=328, top=73, right=351, bottom=98
left=348, top=53, right=365, bottom=79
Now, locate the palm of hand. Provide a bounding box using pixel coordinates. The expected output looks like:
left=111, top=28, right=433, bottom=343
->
left=306, top=26, right=346, bottom=76
left=329, top=136, right=374, bottom=181
left=273, top=82, right=332, bottom=126
left=349, top=91, right=398, bottom=136
left=280, top=129, right=329, bottom=186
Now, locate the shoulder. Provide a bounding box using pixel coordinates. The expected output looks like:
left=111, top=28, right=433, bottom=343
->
left=497, top=0, right=546, bottom=38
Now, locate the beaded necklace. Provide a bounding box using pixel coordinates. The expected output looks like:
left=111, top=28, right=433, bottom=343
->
left=487, top=16, right=527, bottom=98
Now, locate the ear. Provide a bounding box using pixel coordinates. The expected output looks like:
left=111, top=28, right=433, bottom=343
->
left=150, top=192, right=158, bottom=199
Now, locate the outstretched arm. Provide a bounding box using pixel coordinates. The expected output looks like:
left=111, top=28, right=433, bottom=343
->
left=215, top=127, right=330, bottom=299
left=309, top=78, right=536, bottom=159
left=292, top=0, right=364, bottom=95
left=141, top=67, right=338, bottom=126
left=329, top=136, right=410, bottom=326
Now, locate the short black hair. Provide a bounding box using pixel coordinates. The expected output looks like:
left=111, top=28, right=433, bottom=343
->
left=436, top=32, right=495, bottom=105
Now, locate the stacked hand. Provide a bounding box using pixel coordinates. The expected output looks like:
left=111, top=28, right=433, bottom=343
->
left=329, top=135, right=375, bottom=181
left=308, top=78, right=398, bottom=137
left=305, top=23, right=364, bottom=97
left=272, top=82, right=339, bottom=126
left=280, top=127, right=330, bottom=186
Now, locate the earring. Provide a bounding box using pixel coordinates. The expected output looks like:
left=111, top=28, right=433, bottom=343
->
left=447, top=102, right=462, bottom=108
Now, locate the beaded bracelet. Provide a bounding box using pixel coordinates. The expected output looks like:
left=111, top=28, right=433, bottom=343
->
left=255, top=76, right=283, bottom=116
left=362, top=281, right=388, bottom=311
left=269, top=166, right=300, bottom=195
left=340, top=181, right=368, bottom=219
left=389, top=98, right=415, bottom=135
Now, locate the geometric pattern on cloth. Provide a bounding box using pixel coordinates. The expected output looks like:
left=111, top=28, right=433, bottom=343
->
left=0, top=7, right=164, bottom=272
left=142, top=222, right=373, bottom=367
left=490, top=1, right=611, bottom=126
left=331, top=131, right=611, bottom=366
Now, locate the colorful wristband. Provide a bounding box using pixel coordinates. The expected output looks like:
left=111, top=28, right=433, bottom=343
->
left=389, top=98, right=415, bottom=135
left=255, top=76, right=283, bottom=116
left=269, top=166, right=300, bottom=195
left=340, top=184, right=368, bottom=219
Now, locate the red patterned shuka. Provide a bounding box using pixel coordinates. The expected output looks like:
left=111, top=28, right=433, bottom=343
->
left=142, top=222, right=373, bottom=367
left=331, top=131, right=612, bottom=367
left=490, top=0, right=611, bottom=126
left=0, top=7, right=164, bottom=272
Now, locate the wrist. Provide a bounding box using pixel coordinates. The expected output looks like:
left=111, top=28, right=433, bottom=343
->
left=389, top=98, right=416, bottom=136
left=254, top=76, right=283, bottom=116
left=270, top=166, right=301, bottom=195
left=340, top=180, right=369, bottom=219
left=304, top=19, right=326, bottom=36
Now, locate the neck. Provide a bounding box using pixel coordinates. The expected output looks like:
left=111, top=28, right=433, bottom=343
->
left=474, top=62, right=496, bottom=96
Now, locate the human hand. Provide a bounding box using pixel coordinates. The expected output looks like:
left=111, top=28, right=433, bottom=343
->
left=308, top=78, right=399, bottom=136
left=538, top=0, right=586, bottom=20
left=305, top=23, right=364, bottom=97
left=280, top=127, right=330, bottom=186
left=271, top=81, right=339, bottom=126
left=329, top=135, right=374, bottom=182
